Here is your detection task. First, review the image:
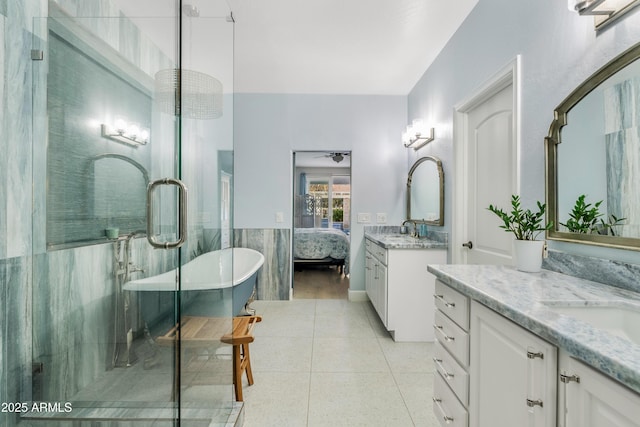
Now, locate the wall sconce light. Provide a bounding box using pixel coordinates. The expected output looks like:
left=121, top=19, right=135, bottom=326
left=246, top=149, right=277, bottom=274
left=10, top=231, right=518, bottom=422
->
left=568, top=0, right=614, bottom=15
left=402, top=119, right=435, bottom=150
left=568, top=0, right=640, bottom=30
left=101, top=118, right=149, bottom=146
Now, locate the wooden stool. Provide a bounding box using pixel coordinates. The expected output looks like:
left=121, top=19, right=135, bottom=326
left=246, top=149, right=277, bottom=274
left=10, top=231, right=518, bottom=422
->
left=157, top=315, right=262, bottom=401
left=221, top=315, right=262, bottom=401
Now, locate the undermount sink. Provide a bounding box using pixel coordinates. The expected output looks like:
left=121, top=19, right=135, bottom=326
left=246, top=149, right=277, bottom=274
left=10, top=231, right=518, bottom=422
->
left=544, top=304, right=640, bottom=346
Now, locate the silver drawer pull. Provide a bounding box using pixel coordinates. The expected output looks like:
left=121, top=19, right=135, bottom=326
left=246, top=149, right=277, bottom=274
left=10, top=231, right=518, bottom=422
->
left=560, top=373, right=581, bottom=384
left=433, top=325, right=455, bottom=342
left=527, top=351, right=544, bottom=359
left=434, top=294, right=456, bottom=308
left=526, top=398, right=544, bottom=408
left=432, top=397, right=455, bottom=424
left=433, top=357, right=455, bottom=380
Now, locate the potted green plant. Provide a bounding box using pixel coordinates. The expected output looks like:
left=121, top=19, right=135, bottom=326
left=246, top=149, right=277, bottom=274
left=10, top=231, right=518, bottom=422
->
left=487, top=195, right=553, bottom=272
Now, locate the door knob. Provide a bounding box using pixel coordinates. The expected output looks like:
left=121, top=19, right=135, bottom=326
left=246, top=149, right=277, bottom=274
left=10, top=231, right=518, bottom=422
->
left=462, top=241, right=473, bottom=249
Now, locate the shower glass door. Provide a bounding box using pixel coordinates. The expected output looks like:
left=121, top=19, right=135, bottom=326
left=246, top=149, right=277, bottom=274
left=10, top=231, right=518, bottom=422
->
left=30, top=1, right=235, bottom=425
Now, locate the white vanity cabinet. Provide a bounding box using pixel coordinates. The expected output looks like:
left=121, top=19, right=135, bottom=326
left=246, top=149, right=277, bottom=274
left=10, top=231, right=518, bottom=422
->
left=365, top=241, right=388, bottom=326
left=469, top=301, right=557, bottom=427
left=432, top=280, right=470, bottom=427
left=433, top=280, right=557, bottom=427
left=364, top=238, right=446, bottom=341
left=558, top=351, right=640, bottom=427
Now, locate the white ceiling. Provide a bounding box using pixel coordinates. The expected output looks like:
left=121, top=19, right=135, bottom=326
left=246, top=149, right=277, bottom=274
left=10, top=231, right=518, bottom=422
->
left=113, top=0, right=478, bottom=95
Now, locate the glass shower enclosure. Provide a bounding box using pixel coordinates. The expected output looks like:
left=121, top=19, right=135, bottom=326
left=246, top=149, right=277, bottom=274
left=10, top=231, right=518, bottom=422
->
left=28, top=1, right=236, bottom=425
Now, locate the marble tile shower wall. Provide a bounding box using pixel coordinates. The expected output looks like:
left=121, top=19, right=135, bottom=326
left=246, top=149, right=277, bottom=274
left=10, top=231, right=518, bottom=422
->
left=2, top=14, right=35, bottom=260
left=234, top=229, right=291, bottom=300
left=1, top=2, right=44, bottom=426
left=0, top=15, right=6, bottom=260
left=0, top=257, right=32, bottom=427
left=32, top=245, right=113, bottom=401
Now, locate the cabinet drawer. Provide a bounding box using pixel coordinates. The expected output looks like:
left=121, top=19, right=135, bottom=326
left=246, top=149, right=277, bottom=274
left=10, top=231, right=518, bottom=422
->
left=365, top=239, right=373, bottom=252
left=434, top=340, right=469, bottom=406
left=365, top=239, right=387, bottom=265
left=434, top=372, right=469, bottom=427
left=434, top=280, right=469, bottom=330
left=373, top=246, right=387, bottom=265
left=434, top=310, right=469, bottom=367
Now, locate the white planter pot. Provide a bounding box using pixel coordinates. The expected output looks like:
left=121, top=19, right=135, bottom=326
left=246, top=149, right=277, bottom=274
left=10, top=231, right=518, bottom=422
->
left=513, top=240, right=545, bottom=273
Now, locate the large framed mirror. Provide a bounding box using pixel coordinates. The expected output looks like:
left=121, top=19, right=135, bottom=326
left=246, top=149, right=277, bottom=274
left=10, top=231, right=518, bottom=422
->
left=545, top=41, right=640, bottom=251
left=406, top=156, right=444, bottom=226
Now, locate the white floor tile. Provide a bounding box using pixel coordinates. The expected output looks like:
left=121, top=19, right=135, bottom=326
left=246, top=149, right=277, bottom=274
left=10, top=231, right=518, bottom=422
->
left=314, top=311, right=376, bottom=338
left=253, top=313, right=316, bottom=338
left=250, top=336, right=314, bottom=373
left=242, top=372, right=311, bottom=427
left=394, top=372, right=440, bottom=427
left=254, top=299, right=317, bottom=317
left=312, top=337, right=389, bottom=373
left=314, top=299, right=367, bottom=316
left=379, top=338, right=436, bottom=374
left=308, top=372, right=415, bottom=427
left=62, top=298, right=440, bottom=426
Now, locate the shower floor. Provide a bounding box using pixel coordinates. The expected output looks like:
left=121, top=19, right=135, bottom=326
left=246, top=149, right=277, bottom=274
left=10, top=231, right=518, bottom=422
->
left=20, top=337, right=241, bottom=426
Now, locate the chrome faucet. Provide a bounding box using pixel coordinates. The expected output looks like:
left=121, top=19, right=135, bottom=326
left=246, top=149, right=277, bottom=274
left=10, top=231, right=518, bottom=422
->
left=402, top=219, right=418, bottom=237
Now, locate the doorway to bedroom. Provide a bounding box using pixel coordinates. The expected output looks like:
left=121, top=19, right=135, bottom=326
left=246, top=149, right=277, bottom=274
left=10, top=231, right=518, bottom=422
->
left=292, top=151, right=351, bottom=299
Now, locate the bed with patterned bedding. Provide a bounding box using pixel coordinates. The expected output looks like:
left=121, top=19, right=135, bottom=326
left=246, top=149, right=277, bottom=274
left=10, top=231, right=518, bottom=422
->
left=293, top=228, right=350, bottom=274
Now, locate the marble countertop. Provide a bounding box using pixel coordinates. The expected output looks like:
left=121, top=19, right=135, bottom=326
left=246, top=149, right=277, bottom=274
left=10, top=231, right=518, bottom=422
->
left=365, top=233, right=448, bottom=249
left=427, top=264, right=640, bottom=395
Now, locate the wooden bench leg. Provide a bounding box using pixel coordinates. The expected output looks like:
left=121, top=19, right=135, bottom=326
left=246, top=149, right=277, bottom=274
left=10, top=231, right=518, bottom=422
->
left=242, top=343, right=254, bottom=386
left=232, top=342, right=255, bottom=401
left=233, top=344, right=243, bottom=401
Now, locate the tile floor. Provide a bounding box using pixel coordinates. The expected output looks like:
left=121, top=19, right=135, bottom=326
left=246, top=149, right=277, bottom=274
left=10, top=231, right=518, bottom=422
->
left=241, top=299, right=439, bottom=427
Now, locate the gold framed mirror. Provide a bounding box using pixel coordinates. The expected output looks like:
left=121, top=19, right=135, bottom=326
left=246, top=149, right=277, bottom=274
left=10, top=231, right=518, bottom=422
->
left=406, top=156, right=444, bottom=226
left=545, top=41, right=640, bottom=251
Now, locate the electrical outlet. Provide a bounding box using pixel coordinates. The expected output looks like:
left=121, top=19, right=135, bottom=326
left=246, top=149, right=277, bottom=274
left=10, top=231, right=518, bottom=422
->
left=276, top=212, right=284, bottom=223
left=357, top=213, right=371, bottom=223
left=376, top=213, right=387, bottom=224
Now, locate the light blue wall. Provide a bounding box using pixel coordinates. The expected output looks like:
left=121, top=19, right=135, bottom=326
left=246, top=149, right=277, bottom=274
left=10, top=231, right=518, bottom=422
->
left=234, top=94, right=407, bottom=293
left=408, top=0, right=640, bottom=264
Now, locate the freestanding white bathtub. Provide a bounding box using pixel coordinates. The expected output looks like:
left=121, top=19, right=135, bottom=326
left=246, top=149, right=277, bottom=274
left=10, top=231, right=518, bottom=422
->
left=124, top=247, right=265, bottom=316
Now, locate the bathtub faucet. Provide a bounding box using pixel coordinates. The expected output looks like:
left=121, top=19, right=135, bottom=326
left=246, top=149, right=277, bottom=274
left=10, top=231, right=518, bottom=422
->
left=120, top=230, right=148, bottom=277
left=127, top=262, right=145, bottom=275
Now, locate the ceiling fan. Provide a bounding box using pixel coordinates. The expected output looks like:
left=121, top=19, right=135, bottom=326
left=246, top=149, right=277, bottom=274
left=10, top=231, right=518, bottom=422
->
left=315, top=152, right=350, bottom=163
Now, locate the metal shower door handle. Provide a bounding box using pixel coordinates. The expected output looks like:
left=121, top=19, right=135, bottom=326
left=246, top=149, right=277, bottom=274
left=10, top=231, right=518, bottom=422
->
left=147, top=178, right=188, bottom=249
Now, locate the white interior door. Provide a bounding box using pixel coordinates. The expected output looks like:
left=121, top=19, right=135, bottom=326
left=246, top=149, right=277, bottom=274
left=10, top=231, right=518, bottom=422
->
left=454, top=59, right=519, bottom=265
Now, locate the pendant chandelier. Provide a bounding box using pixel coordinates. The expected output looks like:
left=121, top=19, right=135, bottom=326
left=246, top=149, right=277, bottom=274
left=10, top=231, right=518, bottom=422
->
left=154, top=68, right=223, bottom=120
left=154, top=4, right=223, bottom=120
